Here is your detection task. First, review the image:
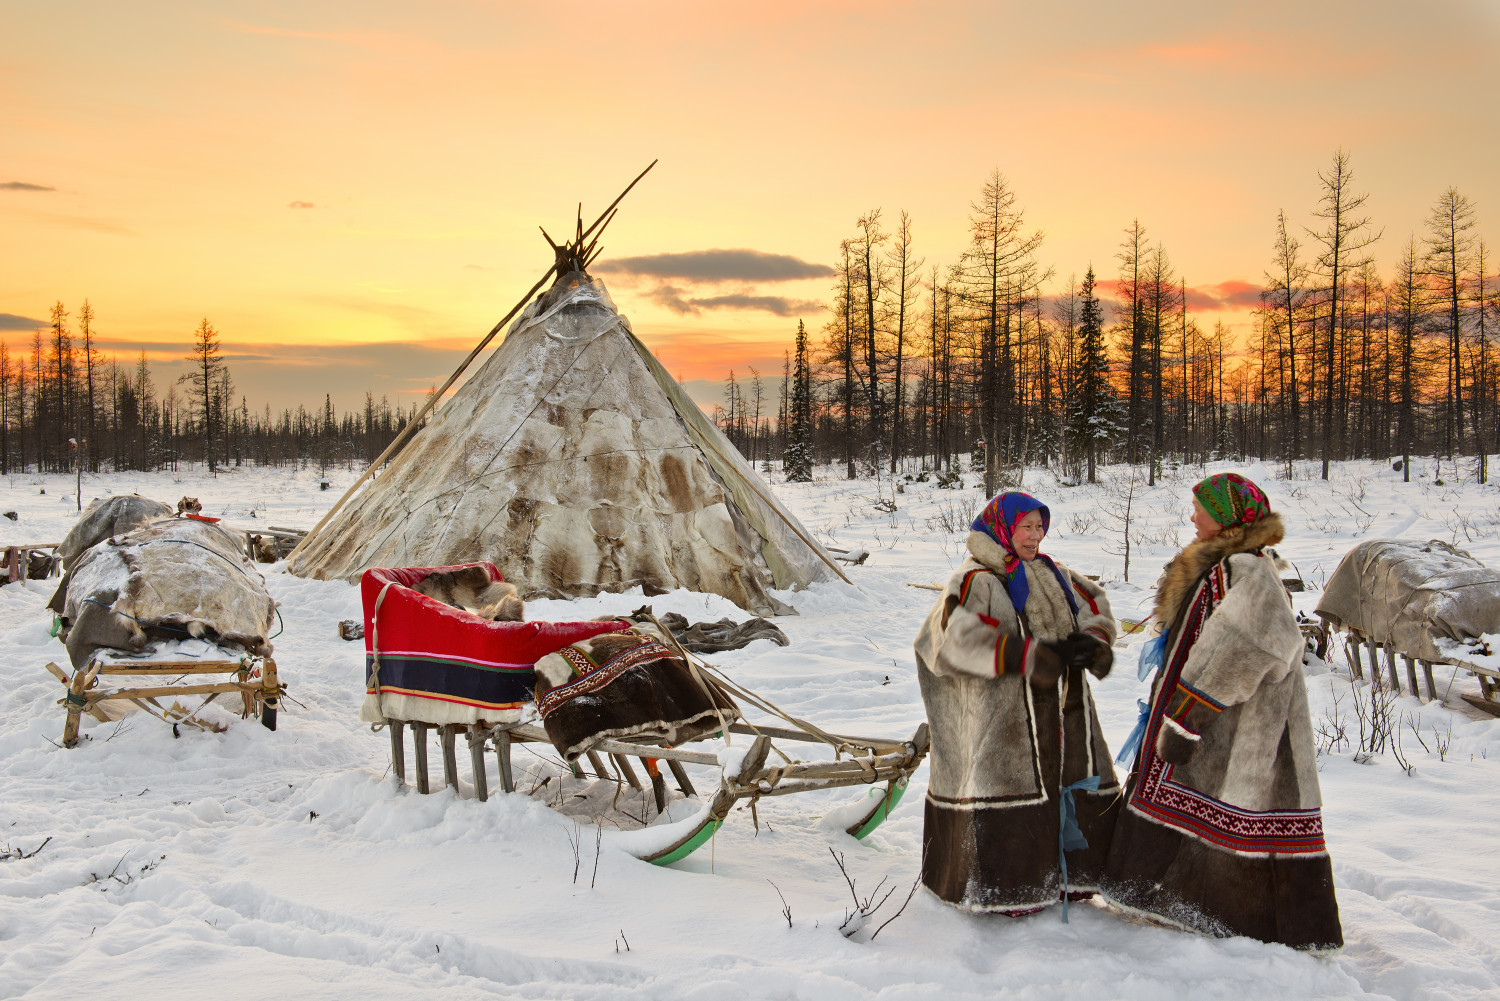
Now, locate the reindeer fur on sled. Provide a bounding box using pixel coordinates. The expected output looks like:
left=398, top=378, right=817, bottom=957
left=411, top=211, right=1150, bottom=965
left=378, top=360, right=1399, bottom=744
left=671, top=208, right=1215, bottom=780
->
left=412, top=565, right=523, bottom=621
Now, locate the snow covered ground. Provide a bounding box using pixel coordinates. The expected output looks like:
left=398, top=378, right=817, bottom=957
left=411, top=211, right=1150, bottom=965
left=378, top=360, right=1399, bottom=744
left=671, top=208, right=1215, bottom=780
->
left=2, top=458, right=1498, bottom=1000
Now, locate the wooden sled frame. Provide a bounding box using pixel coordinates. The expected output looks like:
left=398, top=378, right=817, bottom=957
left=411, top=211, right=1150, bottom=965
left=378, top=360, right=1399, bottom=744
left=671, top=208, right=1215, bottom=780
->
left=1318, top=617, right=1500, bottom=717
left=46, top=654, right=283, bottom=747
left=381, top=716, right=930, bottom=865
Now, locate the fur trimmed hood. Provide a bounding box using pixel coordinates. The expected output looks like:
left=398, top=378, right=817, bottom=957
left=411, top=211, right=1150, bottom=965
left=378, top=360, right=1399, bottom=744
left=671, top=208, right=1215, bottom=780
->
left=1154, top=511, right=1285, bottom=631
left=966, top=530, right=1012, bottom=573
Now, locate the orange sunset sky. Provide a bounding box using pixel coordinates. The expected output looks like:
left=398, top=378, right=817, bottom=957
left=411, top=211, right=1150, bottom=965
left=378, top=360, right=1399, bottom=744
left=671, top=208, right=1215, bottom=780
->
left=4, top=1, right=1499, bottom=413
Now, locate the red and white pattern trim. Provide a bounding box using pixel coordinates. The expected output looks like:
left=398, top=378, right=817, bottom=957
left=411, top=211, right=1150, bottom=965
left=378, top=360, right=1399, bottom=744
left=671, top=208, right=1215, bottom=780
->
left=537, top=639, right=674, bottom=718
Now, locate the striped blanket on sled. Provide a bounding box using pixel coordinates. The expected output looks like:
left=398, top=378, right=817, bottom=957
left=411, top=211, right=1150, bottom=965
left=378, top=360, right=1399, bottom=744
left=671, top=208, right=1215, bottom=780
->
left=535, top=625, right=740, bottom=762
left=359, top=564, right=629, bottom=726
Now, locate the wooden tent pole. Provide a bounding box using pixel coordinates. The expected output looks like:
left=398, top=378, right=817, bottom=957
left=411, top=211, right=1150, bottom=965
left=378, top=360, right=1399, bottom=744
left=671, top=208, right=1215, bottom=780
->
left=286, top=161, right=658, bottom=567
left=285, top=266, right=556, bottom=565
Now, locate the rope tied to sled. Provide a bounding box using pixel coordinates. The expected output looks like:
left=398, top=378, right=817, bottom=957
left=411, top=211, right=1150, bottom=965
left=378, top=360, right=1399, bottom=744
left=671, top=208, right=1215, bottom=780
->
left=637, top=610, right=858, bottom=765
left=365, top=581, right=396, bottom=728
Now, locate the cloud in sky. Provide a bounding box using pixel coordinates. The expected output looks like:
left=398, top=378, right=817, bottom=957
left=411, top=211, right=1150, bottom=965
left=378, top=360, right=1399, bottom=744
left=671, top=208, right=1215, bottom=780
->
left=646, top=284, right=821, bottom=317
left=597, top=249, right=835, bottom=283
left=1, top=181, right=56, bottom=192
left=288, top=200, right=315, bottom=208
left=1093, top=278, right=1264, bottom=313
left=0, top=313, right=46, bottom=330
left=1195, top=279, right=1264, bottom=309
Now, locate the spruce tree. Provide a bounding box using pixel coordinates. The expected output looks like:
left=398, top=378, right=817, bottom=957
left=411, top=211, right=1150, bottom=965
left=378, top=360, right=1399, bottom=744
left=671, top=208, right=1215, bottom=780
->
left=1068, top=267, right=1119, bottom=483
left=785, top=320, right=814, bottom=481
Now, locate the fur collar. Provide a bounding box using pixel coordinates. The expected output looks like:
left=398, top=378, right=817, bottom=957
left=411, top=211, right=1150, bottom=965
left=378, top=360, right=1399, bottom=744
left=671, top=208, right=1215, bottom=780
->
left=1154, top=511, right=1285, bottom=631
left=966, top=530, right=1013, bottom=573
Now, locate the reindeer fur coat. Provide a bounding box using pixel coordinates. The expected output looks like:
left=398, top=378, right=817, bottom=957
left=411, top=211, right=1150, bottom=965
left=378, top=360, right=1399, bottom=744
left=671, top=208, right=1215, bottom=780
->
left=1100, top=511, right=1343, bottom=950
left=913, top=530, right=1119, bottom=913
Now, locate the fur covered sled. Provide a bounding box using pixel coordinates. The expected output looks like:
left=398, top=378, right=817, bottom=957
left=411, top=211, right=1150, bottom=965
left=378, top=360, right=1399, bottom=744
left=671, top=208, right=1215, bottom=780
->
left=44, top=517, right=283, bottom=746
left=362, top=564, right=929, bottom=865
left=57, top=494, right=174, bottom=568
left=1316, top=539, right=1500, bottom=715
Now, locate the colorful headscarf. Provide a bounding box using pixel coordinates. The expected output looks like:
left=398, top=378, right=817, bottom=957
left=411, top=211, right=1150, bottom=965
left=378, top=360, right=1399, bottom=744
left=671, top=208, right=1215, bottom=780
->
left=971, top=491, right=1077, bottom=618
left=1191, top=473, right=1271, bottom=528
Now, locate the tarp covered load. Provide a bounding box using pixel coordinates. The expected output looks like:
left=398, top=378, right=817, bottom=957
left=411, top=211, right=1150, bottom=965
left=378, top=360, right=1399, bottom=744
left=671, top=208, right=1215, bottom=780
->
left=58, top=494, right=173, bottom=567
left=360, top=563, right=630, bottom=726
left=1315, top=539, right=1500, bottom=662
left=290, top=273, right=842, bottom=616
left=49, top=519, right=276, bottom=670
left=534, top=624, right=741, bottom=762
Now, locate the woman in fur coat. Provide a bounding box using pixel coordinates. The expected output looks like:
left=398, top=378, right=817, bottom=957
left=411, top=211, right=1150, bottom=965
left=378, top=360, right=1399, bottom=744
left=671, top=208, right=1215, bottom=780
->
left=1101, top=473, right=1342, bottom=950
left=914, top=491, right=1119, bottom=914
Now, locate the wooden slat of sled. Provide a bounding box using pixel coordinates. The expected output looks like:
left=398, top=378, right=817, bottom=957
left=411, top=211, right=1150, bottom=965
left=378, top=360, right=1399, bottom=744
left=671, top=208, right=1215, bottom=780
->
left=726, top=722, right=904, bottom=752
left=89, top=661, right=247, bottom=675
left=56, top=655, right=280, bottom=747
left=1466, top=674, right=1500, bottom=716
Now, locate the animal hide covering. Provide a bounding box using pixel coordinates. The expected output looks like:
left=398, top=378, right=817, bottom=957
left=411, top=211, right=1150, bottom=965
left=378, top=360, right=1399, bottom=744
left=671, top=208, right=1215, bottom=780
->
left=534, top=624, right=740, bottom=762
left=49, top=519, right=276, bottom=670
left=57, top=494, right=174, bottom=568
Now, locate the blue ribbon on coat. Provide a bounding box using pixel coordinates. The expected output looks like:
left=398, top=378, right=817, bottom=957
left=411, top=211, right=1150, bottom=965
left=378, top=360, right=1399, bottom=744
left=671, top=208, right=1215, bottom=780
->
left=1057, top=774, right=1102, bottom=923
left=1114, top=629, right=1169, bottom=768
left=1114, top=699, right=1154, bottom=768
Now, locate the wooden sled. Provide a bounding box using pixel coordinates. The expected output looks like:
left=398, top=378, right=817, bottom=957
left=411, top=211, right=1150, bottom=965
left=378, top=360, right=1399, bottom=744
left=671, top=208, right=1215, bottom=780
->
left=1316, top=539, right=1500, bottom=716
left=1320, top=621, right=1494, bottom=717
left=358, top=562, right=929, bottom=864
left=2, top=542, right=61, bottom=585
left=383, top=716, right=929, bottom=864
left=46, top=653, right=283, bottom=747
left=1318, top=623, right=1500, bottom=716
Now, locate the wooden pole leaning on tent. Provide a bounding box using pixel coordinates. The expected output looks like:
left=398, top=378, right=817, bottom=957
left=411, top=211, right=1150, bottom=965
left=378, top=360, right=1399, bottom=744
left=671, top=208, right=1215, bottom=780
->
left=286, top=160, right=658, bottom=565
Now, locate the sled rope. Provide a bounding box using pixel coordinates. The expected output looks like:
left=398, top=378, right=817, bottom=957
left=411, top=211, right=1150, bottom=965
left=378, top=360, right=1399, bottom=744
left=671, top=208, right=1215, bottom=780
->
left=637, top=610, right=741, bottom=756
left=643, top=610, right=858, bottom=761
left=365, top=581, right=396, bottom=725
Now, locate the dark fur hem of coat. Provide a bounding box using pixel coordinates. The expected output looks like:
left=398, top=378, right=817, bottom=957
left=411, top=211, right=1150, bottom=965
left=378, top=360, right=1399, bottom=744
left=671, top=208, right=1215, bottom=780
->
left=1101, top=776, right=1343, bottom=950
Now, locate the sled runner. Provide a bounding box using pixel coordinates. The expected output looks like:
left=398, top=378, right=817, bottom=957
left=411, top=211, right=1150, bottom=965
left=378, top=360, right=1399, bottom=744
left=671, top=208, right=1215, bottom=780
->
left=361, top=563, right=928, bottom=864
left=1316, top=539, right=1500, bottom=716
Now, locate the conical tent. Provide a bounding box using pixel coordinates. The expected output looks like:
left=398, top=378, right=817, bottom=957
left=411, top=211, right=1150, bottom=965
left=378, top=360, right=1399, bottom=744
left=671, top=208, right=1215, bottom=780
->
left=288, top=272, right=843, bottom=615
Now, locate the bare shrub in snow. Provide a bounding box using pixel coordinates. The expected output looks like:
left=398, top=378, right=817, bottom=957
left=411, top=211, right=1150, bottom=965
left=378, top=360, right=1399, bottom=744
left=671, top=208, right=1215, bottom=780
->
left=1066, top=511, right=1101, bottom=535
left=1350, top=674, right=1397, bottom=762
left=926, top=496, right=979, bottom=535
left=1441, top=508, right=1495, bottom=543
left=1100, top=466, right=1143, bottom=582
left=829, top=847, right=922, bottom=942
left=1315, top=681, right=1349, bottom=755
left=1433, top=718, right=1453, bottom=762
left=768, top=879, right=792, bottom=928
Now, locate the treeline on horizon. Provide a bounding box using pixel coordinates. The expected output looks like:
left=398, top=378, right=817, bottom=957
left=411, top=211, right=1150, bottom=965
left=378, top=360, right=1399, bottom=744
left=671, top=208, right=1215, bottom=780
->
left=721, top=150, right=1497, bottom=491
left=0, top=150, right=1494, bottom=490
left=0, top=309, right=430, bottom=476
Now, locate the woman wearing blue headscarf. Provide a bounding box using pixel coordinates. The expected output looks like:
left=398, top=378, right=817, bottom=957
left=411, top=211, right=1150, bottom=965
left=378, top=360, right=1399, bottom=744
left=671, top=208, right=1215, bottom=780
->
left=914, top=491, right=1120, bottom=915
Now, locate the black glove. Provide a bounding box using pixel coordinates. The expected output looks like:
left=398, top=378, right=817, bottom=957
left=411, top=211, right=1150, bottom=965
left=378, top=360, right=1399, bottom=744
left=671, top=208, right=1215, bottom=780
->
left=1061, top=631, right=1113, bottom=681
left=1028, top=639, right=1067, bottom=689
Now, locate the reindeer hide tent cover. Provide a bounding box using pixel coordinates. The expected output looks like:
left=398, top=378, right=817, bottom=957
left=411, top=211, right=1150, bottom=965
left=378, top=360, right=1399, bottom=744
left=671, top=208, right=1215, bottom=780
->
left=289, top=273, right=840, bottom=614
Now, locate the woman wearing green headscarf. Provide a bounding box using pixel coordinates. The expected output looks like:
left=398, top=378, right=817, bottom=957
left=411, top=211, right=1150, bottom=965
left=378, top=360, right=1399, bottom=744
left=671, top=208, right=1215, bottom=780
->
left=1100, top=473, right=1342, bottom=950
